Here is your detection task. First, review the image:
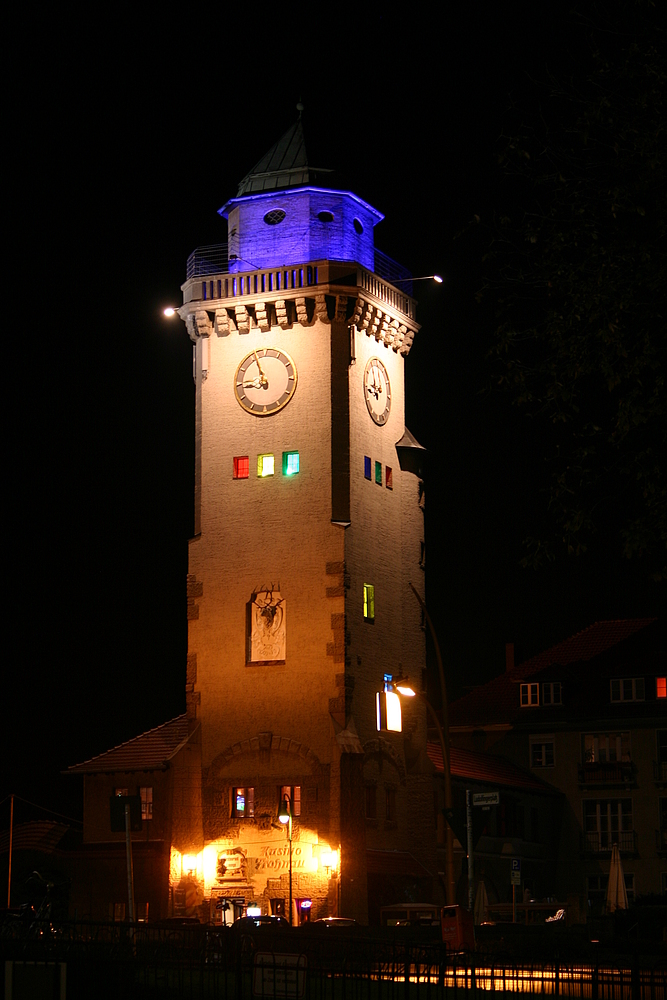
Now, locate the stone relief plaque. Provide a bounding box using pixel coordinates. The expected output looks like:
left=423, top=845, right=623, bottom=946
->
left=247, top=588, right=286, bottom=664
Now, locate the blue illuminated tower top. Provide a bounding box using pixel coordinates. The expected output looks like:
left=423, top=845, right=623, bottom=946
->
left=219, top=118, right=384, bottom=274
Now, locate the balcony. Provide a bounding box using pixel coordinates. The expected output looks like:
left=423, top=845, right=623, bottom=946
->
left=654, top=761, right=667, bottom=783
left=578, top=761, right=636, bottom=787
left=581, top=830, right=638, bottom=856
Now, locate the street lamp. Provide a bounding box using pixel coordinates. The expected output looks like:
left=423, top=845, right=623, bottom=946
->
left=278, top=796, right=293, bottom=925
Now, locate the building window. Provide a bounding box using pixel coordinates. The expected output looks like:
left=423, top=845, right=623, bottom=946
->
left=365, top=786, right=377, bottom=820
left=280, top=785, right=301, bottom=817
left=233, top=456, right=249, bottom=479
left=657, top=677, right=666, bottom=699
left=363, top=584, right=375, bottom=622
left=658, top=731, right=667, bottom=764
left=583, top=799, right=633, bottom=851
left=375, top=461, right=382, bottom=485
left=530, top=736, right=555, bottom=768
left=659, top=798, right=667, bottom=851
left=137, top=902, right=149, bottom=922
left=610, top=678, right=645, bottom=702
left=386, top=467, right=393, bottom=490
left=583, top=732, right=630, bottom=763
left=520, top=683, right=539, bottom=707
left=232, top=787, right=254, bottom=818
left=110, top=902, right=126, bottom=922
left=271, top=898, right=286, bottom=917
left=140, top=787, right=153, bottom=820
left=543, top=682, right=562, bottom=706
left=257, top=454, right=275, bottom=478
left=364, top=456, right=371, bottom=480
left=282, top=451, right=299, bottom=476
left=114, top=788, right=128, bottom=797
left=419, top=541, right=426, bottom=568
left=385, top=788, right=396, bottom=822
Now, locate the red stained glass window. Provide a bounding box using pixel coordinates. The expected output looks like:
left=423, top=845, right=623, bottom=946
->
left=233, top=456, right=249, bottom=479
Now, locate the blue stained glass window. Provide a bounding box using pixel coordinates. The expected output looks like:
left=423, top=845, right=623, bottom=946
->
left=364, top=456, right=371, bottom=480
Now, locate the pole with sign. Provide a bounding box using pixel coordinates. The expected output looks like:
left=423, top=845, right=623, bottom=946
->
left=511, top=858, right=521, bottom=923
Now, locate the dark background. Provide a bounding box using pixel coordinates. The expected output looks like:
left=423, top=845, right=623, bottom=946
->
left=4, top=5, right=663, bottom=823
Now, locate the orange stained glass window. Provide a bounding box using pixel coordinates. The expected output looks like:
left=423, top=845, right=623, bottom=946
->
left=657, top=677, right=667, bottom=699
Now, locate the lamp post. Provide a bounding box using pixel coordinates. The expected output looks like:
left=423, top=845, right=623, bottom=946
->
left=278, top=796, right=293, bottom=925
left=407, top=582, right=456, bottom=906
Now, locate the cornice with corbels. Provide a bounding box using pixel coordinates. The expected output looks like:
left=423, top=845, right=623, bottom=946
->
left=181, top=289, right=418, bottom=356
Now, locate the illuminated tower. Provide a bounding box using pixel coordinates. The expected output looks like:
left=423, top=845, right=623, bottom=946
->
left=178, top=117, right=432, bottom=923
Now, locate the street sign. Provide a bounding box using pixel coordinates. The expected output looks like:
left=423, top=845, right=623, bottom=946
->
left=511, top=858, right=521, bottom=885
left=472, top=792, right=499, bottom=807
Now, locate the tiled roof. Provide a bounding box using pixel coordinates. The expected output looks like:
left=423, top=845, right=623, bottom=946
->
left=0, top=821, right=69, bottom=854
left=366, top=849, right=433, bottom=878
left=67, top=715, right=191, bottom=774
left=449, top=619, right=655, bottom=728
left=427, top=743, right=557, bottom=795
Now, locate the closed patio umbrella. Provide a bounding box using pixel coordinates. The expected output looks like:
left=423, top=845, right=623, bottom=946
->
left=606, top=843, right=628, bottom=913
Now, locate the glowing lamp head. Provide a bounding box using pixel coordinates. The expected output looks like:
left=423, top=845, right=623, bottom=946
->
left=183, top=854, right=197, bottom=874
left=433, top=275, right=443, bottom=284
left=278, top=798, right=291, bottom=824
left=396, top=684, right=416, bottom=697
left=163, top=307, right=177, bottom=318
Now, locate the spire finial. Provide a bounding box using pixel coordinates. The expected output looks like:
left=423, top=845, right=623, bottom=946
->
left=296, top=98, right=304, bottom=118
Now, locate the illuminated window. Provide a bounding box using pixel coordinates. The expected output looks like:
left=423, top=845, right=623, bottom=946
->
left=520, top=683, right=539, bottom=707
left=386, top=467, right=393, bottom=489
left=543, top=682, right=562, bottom=705
left=257, top=454, right=274, bottom=477
left=530, top=736, right=555, bottom=767
left=282, top=451, right=299, bottom=476
left=364, top=456, right=371, bottom=480
left=610, top=678, right=645, bottom=702
left=657, top=677, right=666, bottom=699
left=363, top=584, right=375, bottom=622
left=365, top=786, right=377, bottom=820
left=232, top=787, right=254, bottom=818
left=140, top=787, right=153, bottom=820
left=279, top=785, right=301, bottom=817
left=233, top=456, right=249, bottom=479
left=385, top=788, right=396, bottom=822
left=375, top=461, right=382, bottom=485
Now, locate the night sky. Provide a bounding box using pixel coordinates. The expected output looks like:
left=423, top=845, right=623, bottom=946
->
left=4, top=5, right=663, bottom=821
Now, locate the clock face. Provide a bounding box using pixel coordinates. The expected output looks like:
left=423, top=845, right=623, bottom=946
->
left=363, top=357, right=391, bottom=425
left=234, top=348, right=297, bottom=416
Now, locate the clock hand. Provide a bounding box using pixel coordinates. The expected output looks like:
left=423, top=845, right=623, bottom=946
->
left=253, top=350, right=269, bottom=387
left=243, top=377, right=265, bottom=389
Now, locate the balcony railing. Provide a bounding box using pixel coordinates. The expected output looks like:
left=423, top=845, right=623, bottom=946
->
left=186, top=243, right=412, bottom=290
left=578, top=761, right=636, bottom=785
left=654, top=761, right=667, bottom=782
left=581, top=830, right=637, bottom=855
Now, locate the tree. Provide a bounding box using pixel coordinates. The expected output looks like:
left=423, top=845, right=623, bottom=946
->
left=480, top=2, right=666, bottom=580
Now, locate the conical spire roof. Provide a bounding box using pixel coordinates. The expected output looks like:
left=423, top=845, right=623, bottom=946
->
left=236, top=118, right=331, bottom=196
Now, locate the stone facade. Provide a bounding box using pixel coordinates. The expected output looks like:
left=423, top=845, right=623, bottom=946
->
left=178, top=186, right=434, bottom=922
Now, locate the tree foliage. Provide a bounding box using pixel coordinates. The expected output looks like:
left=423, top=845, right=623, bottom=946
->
left=480, top=3, right=666, bottom=579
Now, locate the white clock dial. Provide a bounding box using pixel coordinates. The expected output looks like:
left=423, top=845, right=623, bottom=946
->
left=234, top=348, right=297, bottom=416
left=363, top=357, right=391, bottom=425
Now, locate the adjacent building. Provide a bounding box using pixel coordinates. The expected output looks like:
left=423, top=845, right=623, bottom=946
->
left=448, top=618, right=667, bottom=913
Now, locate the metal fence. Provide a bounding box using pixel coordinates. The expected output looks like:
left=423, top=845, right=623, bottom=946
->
left=2, top=921, right=665, bottom=1000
